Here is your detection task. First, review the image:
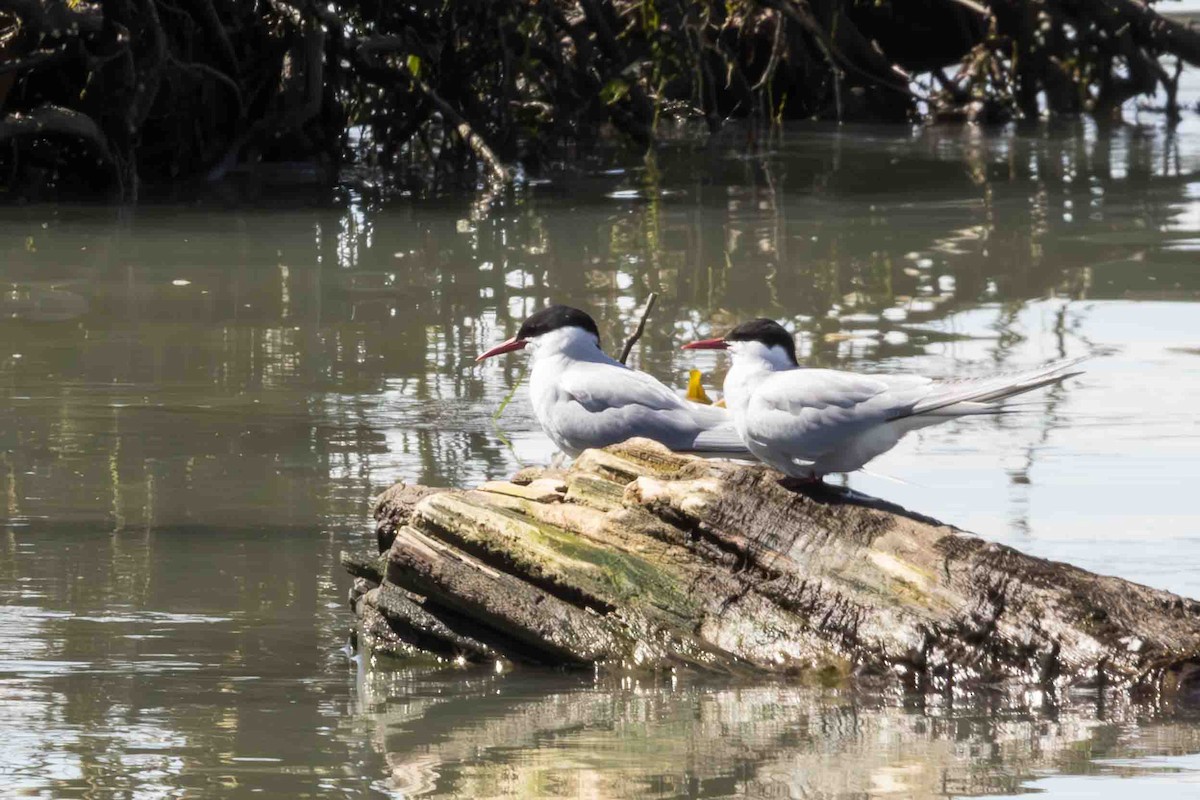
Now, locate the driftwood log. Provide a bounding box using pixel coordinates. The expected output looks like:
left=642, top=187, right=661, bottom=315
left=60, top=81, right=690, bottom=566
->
left=344, top=439, right=1200, bottom=698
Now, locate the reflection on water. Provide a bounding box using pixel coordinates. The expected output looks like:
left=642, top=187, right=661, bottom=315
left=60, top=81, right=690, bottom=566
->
left=0, top=525, right=375, bottom=797
left=2, top=120, right=1200, bottom=796
left=358, top=663, right=1200, bottom=799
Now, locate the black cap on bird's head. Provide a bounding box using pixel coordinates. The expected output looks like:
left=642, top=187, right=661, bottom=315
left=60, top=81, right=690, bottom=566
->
left=516, top=305, right=600, bottom=343
left=682, top=317, right=798, bottom=366
left=476, top=304, right=601, bottom=362
left=727, top=319, right=798, bottom=363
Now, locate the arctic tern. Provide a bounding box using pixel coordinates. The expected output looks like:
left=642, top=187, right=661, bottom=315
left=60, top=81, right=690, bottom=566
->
left=683, top=318, right=1084, bottom=482
left=478, top=305, right=747, bottom=457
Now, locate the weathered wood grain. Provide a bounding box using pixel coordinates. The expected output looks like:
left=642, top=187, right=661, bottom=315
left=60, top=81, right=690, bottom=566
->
left=345, top=439, right=1200, bottom=697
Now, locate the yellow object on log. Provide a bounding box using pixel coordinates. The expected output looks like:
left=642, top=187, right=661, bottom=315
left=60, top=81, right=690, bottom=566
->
left=686, top=370, right=713, bottom=405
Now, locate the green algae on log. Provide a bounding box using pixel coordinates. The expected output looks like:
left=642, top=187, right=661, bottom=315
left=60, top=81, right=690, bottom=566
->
left=345, top=439, right=1200, bottom=695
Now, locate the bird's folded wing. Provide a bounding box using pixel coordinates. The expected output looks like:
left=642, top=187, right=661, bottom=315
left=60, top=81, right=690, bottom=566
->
left=558, top=360, right=747, bottom=454
left=746, top=370, right=923, bottom=457
left=560, top=361, right=687, bottom=413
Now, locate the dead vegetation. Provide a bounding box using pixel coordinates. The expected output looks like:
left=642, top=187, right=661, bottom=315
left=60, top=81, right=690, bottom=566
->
left=1, top=0, right=1199, bottom=200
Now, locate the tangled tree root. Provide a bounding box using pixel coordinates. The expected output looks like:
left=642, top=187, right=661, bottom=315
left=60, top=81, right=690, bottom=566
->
left=0, top=0, right=1198, bottom=200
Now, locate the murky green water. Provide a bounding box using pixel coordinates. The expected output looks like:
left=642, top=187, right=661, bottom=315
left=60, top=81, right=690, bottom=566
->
left=3, top=118, right=1200, bottom=797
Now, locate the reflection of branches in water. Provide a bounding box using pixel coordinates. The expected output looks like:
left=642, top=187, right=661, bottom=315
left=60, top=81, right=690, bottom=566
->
left=2, top=123, right=1196, bottom=525
left=971, top=296, right=1037, bottom=536
left=356, top=664, right=1200, bottom=800
left=759, top=151, right=785, bottom=311
left=0, top=520, right=358, bottom=792
left=1002, top=301, right=1090, bottom=537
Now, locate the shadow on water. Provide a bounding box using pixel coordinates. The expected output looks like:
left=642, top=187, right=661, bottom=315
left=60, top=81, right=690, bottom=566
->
left=3, top=120, right=1200, bottom=796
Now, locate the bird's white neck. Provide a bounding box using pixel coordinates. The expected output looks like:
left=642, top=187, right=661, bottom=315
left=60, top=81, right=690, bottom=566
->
left=722, top=342, right=796, bottom=417
left=525, top=325, right=616, bottom=455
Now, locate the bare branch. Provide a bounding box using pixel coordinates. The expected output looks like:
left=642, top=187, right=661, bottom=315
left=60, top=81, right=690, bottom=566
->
left=356, top=35, right=509, bottom=187
left=0, top=104, right=121, bottom=194
left=618, top=292, right=658, bottom=365
left=0, top=0, right=103, bottom=35
left=0, top=45, right=69, bottom=76
left=0, top=104, right=113, bottom=162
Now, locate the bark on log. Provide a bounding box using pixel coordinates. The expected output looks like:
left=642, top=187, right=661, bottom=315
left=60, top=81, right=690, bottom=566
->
left=345, top=439, right=1200, bottom=697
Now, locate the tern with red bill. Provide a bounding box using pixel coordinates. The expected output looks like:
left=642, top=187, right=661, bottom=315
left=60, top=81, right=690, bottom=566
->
left=478, top=305, right=747, bottom=457
left=683, top=318, right=1085, bottom=482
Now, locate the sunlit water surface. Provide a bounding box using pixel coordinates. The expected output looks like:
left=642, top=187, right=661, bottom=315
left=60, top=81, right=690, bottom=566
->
left=3, top=111, right=1200, bottom=797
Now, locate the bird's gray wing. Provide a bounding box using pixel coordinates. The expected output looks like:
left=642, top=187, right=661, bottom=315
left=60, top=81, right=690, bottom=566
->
left=556, top=360, right=733, bottom=452
left=745, top=369, right=931, bottom=462
left=560, top=360, right=688, bottom=413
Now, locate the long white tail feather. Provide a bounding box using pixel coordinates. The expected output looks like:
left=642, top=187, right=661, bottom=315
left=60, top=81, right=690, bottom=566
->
left=898, top=356, right=1086, bottom=419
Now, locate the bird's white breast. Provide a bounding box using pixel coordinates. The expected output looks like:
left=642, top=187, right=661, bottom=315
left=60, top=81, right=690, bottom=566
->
left=524, top=326, right=612, bottom=455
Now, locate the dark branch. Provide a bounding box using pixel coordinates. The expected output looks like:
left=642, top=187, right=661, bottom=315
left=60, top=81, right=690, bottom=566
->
left=618, top=292, right=658, bottom=365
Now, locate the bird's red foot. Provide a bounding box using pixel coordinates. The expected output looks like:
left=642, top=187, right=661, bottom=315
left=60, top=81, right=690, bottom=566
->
left=779, top=475, right=824, bottom=491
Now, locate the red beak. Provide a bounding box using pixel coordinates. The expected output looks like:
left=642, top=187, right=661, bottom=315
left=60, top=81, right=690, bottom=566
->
left=476, top=336, right=528, bottom=362
left=681, top=337, right=729, bottom=351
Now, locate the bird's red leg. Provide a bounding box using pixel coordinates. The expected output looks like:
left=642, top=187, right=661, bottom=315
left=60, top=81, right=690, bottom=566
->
left=779, top=474, right=824, bottom=491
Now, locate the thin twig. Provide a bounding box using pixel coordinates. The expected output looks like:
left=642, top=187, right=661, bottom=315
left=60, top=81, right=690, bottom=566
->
left=490, top=363, right=528, bottom=467
left=751, top=11, right=785, bottom=91
left=356, top=34, right=509, bottom=187
left=619, top=292, right=658, bottom=365
left=946, top=0, right=988, bottom=16
left=492, top=364, right=527, bottom=422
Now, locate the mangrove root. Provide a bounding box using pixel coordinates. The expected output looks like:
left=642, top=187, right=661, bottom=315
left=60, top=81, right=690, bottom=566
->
left=3, top=0, right=1200, bottom=199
